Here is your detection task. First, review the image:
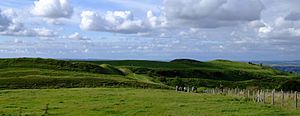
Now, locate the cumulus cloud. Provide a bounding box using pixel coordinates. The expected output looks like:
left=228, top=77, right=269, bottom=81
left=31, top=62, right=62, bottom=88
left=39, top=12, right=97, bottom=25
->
left=164, top=0, right=264, bottom=28
left=80, top=10, right=148, bottom=34
left=146, top=10, right=168, bottom=28
left=258, top=17, right=300, bottom=39
left=0, top=9, right=57, bottom=37
left=259, top=26, right=300, bottom=39
left=32, top=0, right=73, bottom=18
left=0, top=9, right=11, bottom=31
left=80, top=10, right=169, bottom=34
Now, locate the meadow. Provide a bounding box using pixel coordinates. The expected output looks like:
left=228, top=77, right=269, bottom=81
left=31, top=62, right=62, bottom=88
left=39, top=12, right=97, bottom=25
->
left=1, top=88, right=299, bottom=116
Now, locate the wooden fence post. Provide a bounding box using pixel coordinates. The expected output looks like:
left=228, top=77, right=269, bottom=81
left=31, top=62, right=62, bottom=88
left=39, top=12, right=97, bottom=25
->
left=295, top=91, right=298, bottom=109
left=281, top=90, right=284, bottom=107
left=263, top=90, right=265, bottom=104
left=44, top=104, right=49, bottom=114
left=227, top=88, right=230, bottom=95
left=272, top=89, right=275, bottom=105
left=247, top=90, right=250, bottom=99
left=19, top=107, right=22, bottom=116
left=253, top=91, right=256, bottom=102
left=234, top=88, right=237, bottom=96
left=257, top=90, right=260, bottom=102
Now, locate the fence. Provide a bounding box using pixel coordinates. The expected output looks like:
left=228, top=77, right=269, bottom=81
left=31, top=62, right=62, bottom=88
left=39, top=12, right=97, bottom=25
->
left=203, top=88, right=299, bottom=109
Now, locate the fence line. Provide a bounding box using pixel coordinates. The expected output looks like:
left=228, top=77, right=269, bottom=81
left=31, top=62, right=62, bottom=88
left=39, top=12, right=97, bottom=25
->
left=175, top=86, right=299, bottom=109
left=202, top=88, right=299, bottom=109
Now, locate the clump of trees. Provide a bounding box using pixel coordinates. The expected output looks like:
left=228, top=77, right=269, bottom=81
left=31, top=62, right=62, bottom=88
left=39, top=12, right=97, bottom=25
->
left=278, top=80, right=300, bottom=91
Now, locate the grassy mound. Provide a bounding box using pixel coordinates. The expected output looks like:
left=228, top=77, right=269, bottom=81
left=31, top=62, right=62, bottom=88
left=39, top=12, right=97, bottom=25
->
left=0, top=58, right=123, bottom=75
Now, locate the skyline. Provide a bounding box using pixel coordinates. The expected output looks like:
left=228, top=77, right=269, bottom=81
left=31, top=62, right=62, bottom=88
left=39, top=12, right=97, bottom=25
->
left=0, top=0, right=300, bottom=61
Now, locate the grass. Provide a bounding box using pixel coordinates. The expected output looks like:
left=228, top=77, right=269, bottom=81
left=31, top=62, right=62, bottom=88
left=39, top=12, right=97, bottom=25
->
left=0, top=88, right=299, bottom=116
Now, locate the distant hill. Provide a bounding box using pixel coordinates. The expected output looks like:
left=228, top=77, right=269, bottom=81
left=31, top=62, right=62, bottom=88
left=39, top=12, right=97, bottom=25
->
left=170, top=59, right=203, bottom=63
left=253, top=61, right=300, bottom=74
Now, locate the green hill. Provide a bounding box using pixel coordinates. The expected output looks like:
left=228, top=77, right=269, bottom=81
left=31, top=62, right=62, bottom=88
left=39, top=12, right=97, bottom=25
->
left=0, top=58, right=168, bottom=89
left=0, top=58, right=298, bottom=90
left=85, top=59, right=299, bottom=89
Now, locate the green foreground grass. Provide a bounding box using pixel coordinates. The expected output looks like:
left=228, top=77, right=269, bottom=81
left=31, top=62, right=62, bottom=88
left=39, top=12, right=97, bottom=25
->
left=1, top=88, right=299, bottom=116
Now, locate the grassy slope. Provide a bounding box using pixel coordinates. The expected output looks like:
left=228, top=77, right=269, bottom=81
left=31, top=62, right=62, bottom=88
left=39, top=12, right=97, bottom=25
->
left=0, top=88, right=298, bottom=116
left=85, top=59, right=288, bottom=76
left=85, top=59, right=298, bottom=89
left=0, top=58, right=168, bottom=89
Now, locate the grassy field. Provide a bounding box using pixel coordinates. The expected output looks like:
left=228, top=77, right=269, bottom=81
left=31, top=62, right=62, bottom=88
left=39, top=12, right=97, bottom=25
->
left=0, top=88, right=299, bottom=116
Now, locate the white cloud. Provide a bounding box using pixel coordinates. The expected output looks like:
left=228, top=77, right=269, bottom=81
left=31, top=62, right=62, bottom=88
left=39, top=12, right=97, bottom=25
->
left=179, top=28, right=207, bottom=39
left=164, top=0, right=264, bottom=28
left=80, top=10, right=147, bottom=34
left=146, top=10, right=168, bottom=28
left=32, top=0, right=73, bottom=18
left=1, top=8, right=17, bottom=18
left=34, top=28, right=57, bottom=37
left=247, top=20, right=265, bottom=28
left=0, top=9, right=57, bottom=37
left=0, top=9, right=11, bottom=31
left=259, top=26, right=300, bottom=39
left=258, top=17, right=300, bottom=39
left=0, top=27, right=57, bottom=37
left=45, top=19, right=64, bottom=25
left=61, top=32, right=90, bottom=40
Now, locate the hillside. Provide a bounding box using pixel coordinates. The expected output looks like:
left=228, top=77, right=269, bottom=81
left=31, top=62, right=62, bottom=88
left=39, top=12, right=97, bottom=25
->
left=85, top=59, right=299, bottom=89
left=0, top=58, right=298, bottom=90
left=0, top=58, right=168, bottom=89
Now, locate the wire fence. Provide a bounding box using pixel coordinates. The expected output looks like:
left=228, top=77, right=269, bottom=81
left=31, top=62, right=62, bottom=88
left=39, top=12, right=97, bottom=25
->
left=204, top=88, right=299, bottom=109
left=175, top=85, right=299, bottom=109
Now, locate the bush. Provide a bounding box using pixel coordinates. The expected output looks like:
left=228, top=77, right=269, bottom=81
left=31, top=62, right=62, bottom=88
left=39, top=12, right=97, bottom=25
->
left=277, top=80, right=300, bottom=91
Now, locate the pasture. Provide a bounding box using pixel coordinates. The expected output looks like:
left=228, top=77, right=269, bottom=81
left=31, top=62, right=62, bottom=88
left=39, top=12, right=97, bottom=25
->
left=1, top=88, right=299, bottom=115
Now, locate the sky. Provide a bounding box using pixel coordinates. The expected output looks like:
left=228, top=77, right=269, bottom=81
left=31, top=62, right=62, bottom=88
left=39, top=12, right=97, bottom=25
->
left=0, top=0, right=300, bottom=61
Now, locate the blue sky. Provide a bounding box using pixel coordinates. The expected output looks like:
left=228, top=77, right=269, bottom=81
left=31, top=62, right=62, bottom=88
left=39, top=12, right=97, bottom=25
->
left=0, top=0, right=300, bottom=61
